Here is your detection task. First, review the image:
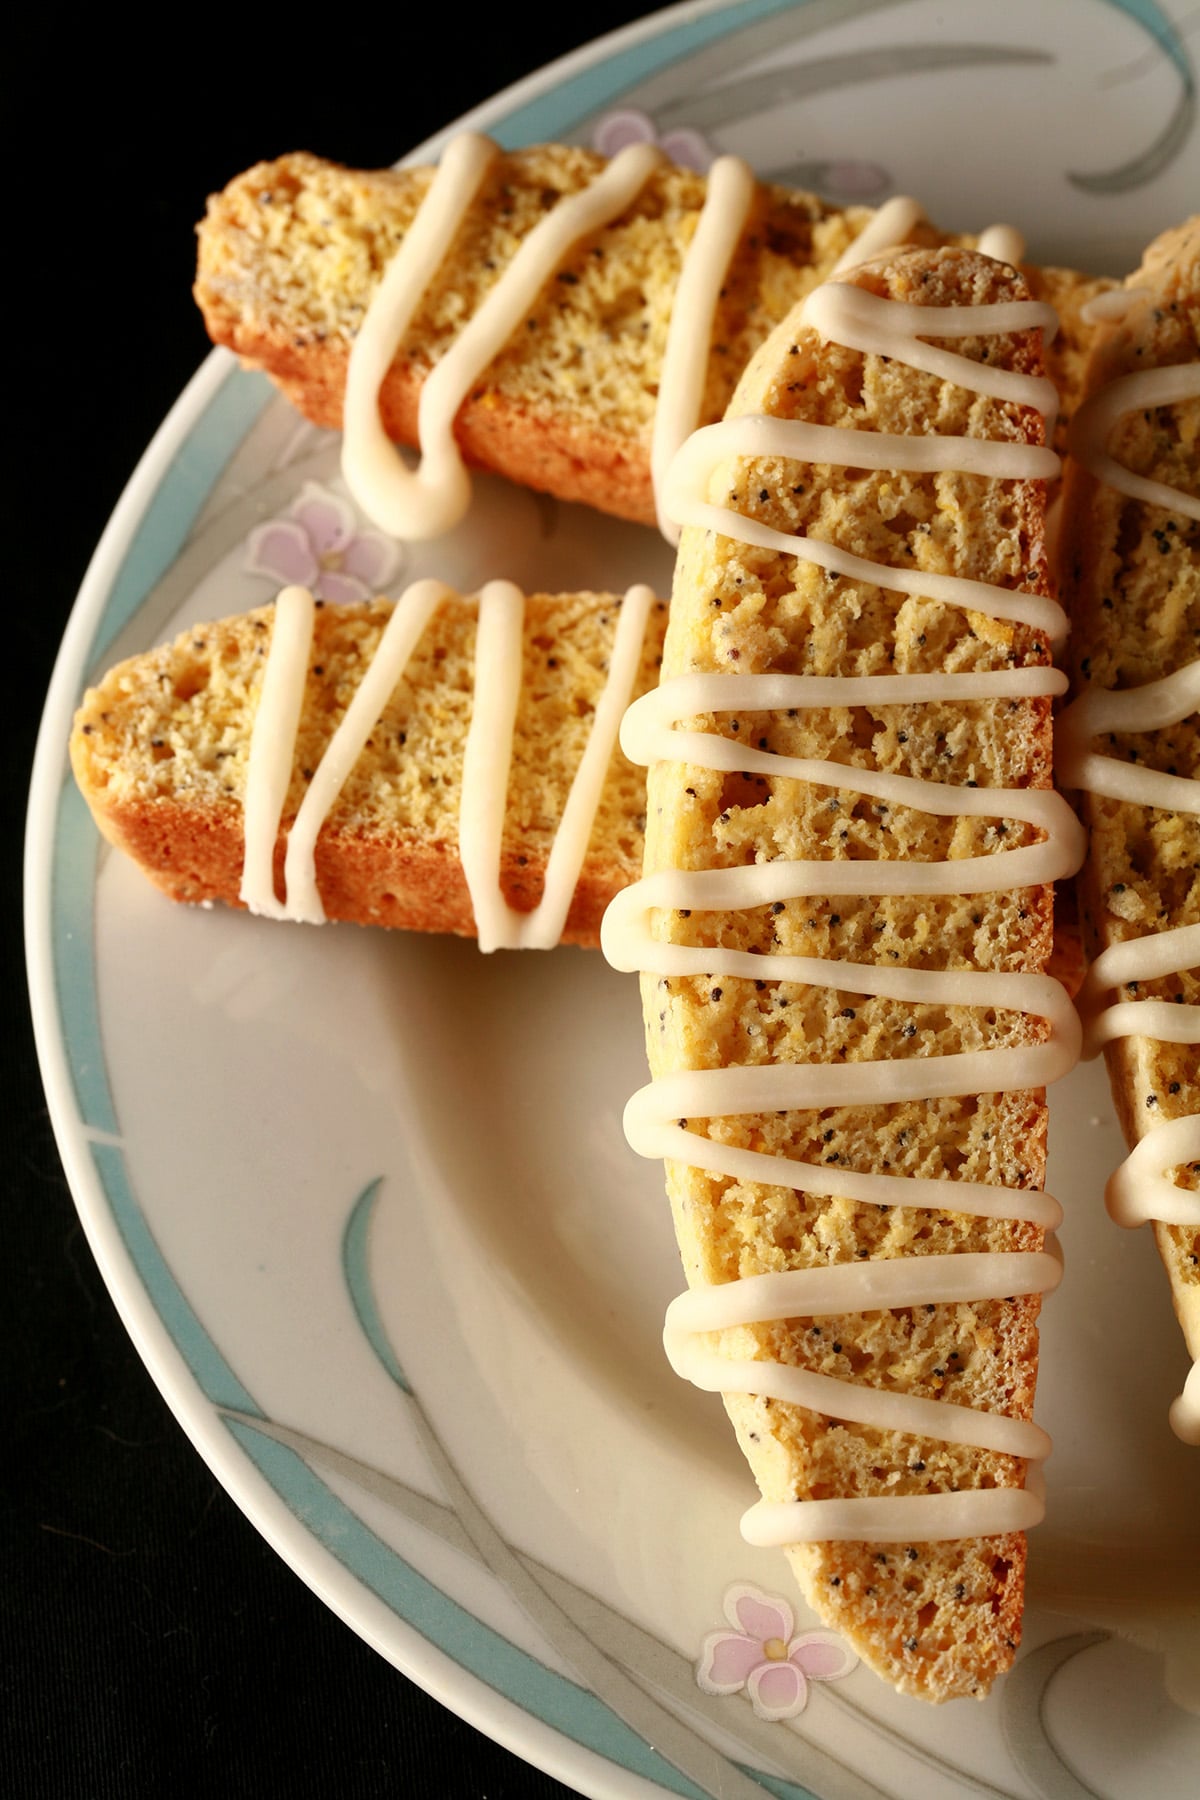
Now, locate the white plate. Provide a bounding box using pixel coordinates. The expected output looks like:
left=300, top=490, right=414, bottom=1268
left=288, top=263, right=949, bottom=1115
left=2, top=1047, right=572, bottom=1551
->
left=25, top=2, right=1200, bottom=1796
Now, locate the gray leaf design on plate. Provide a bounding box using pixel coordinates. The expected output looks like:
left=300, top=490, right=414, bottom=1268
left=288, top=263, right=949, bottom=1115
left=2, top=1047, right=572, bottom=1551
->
left=329, top=1178, right=896, bottom=1800
left=1068, top=0, right=1195, bottom=190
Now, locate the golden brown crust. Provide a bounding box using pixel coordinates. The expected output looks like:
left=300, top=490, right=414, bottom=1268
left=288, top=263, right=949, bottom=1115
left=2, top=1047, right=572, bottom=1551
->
left=641, top=246, right=1061, bottom=1699
left=70, top=592, right=668, bottom=947
left=1059, top=216, right=1200, bottom=1360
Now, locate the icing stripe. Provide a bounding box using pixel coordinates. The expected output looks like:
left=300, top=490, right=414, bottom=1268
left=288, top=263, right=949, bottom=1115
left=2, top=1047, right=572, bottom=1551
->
left=830, top=196, right=925, bottom=276
left=672, top=1353, right=1057, bottom=1461
left=669, top=1349, right=1051, bottom=1461
left=461, top=582, right=658, bottom=950
left=341, top=133, right=498, bottom=539
left=284, top=580, right=450, bottom=924
left=667, top=1252, right=1061, bottom=1330
left=741, top=1486, right=1044, bottom=1547
left=1170, top=1364, right=1200, bottom=1448
left=1086, top=999, right=1200, bottom=1053
left=627, top=1040, right=1074, bottom=1129
left=653, top=155, right=756, bottom=546
left=677, top=412, right=1060, bottom=483
left=1106, top=1115, right=1200, bottom=1230
left=619, top=1117, right=1062, bottom=1227
left=1078, top=923, right=1200, bottom=1056
left=1067, top=361, right=1200, bottom=520
left=622, top=667, right=1068, bottom=767
left=458, top=581, right=526, bottom=949
left=240, top=586, right=316, bottom=919
left=1058, top=663, right=1200, bottom=813
left=976, top=224, right=1025, bottom=268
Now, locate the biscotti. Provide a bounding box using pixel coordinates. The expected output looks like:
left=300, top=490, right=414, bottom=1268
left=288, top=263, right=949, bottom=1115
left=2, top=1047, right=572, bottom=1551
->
left=1057, top=217, right=1200, bottom=1443
left=71, top=587, right=667, bottom=946
left=602, top=246, right=1085, bottom=1699
left=194, top=145, right=1109, bottom=535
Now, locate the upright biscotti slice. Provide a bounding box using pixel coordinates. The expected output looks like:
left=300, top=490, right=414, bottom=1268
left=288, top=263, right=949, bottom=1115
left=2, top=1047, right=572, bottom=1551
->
left=195, top=147, right=1107, bottom=530
left=1057, top=218, right=1200, bottom=1443
left=71, top=588, right=666, bottom=945
left=604, top=247, right=1083, bottom=1699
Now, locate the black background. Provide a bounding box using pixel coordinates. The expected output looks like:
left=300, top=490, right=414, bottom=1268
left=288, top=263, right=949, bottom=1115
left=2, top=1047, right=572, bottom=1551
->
left=7, top=7, right=664, bottom=1796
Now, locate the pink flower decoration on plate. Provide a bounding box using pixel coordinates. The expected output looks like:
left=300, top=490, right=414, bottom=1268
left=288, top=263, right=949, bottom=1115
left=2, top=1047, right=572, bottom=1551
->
left=592, top=108, right=715, bottom=174
left=696, top=1584, right=857, bottom=1721
left=245, top=482, right=402, bottom=604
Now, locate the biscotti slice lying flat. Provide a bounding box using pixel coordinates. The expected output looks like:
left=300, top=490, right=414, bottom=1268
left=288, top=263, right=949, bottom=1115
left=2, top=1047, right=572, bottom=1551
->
left=1057, top=217, right=1200, bottom=1443
left=603, top=247, right=1084, bottom=1699
left=194, top=146, right=1108, bottom=534
left=71, top=587, right=667, bottom=946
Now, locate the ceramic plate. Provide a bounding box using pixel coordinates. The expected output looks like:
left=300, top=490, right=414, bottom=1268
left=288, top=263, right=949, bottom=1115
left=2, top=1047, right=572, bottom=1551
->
left=25, top=2, right=1200, bottom=1795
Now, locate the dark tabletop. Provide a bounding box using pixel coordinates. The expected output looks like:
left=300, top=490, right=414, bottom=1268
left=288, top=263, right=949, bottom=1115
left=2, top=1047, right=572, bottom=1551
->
left=7, top=9, right=661, bottom=1795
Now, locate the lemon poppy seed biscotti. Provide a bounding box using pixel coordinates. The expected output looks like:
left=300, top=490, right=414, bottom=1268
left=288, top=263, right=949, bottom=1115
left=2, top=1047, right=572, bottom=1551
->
left=1057, top=217, right=1200, bottom=1443
left=193, top=145, right=1110, bottom=533
left=602, top=245, right=1084, bottom=1700
left=70, top=589, right=667, bottom=945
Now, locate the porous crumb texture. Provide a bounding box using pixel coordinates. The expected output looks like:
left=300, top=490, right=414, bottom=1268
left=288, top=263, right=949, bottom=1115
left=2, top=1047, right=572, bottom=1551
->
left=194, top=148, right=1103, bottom=525
left=642, top=247, right=1059, bottom=1700
left=1059, top=216, right=1199, bottom=1356
left=70, top=591, right=667, bottom=944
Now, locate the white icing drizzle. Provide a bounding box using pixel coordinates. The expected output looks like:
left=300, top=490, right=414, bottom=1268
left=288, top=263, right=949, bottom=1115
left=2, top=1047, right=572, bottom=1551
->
left=1170, top=1360, right=1200, bottom=1448
left=604, top=268, right=1077, bottom=1543
left=1080, top=285, right=1151, bottom=328
left=242, top=578, right=656, bottom=945
left=742, top=1483, right=1044, bottom=1548
left=460, top=581, right=657, bottom=951
left=341, top=133, right=497, bottom=539
left=284, top=580, right=450, bottom=924
left=976, top=224, right=1026, bottom=268
left=240, top=586, right=316, bottom=918
left=1108, top=1116, right=1200, bottom=1446
left=1076, top=924, right=1200, bottom=1055
left=1067, top=362, right=1200, bottom=521
left=343, top=138, right=663, bottom=539
left=652, top=155, right=755, bottom=546
left=1060, top=329, right=1200, bottom=1443
left=830, top=195, right=925, bottom=275
left=1106, top=1115, right=1200, bottom=1230
left=1057, top=664, right=1200, bottom=811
